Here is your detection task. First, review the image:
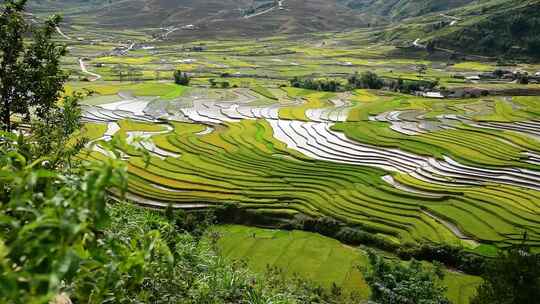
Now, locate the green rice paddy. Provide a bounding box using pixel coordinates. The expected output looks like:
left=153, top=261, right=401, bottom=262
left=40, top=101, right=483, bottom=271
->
left=82, top=104, right=540, bottom=250
left=214, top=225, right=482, bottom=304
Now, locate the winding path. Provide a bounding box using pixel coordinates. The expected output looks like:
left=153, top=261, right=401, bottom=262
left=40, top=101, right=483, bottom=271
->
left=244, top=1, right=286, bottom=19
left=55, top=26, right=72, bottom=40
left=79, top=59, right=102, bottom=82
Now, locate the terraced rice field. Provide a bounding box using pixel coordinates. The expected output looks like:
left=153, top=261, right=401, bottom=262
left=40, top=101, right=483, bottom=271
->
left=214, top=225, right=482, bottom=304
left=80, top=84, right=540, bottom=252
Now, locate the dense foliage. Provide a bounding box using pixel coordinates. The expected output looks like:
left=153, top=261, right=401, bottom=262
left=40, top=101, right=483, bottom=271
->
left=174, top=70, right=190, bottom=86
left=0, top=0, right=68, bottom=132
left=347, top=71, right=384, bottom=90
left=290, top=77, right=344, bottom=92
left=435, top=2, right=540, bottom=59
left=288, top=71, right=435, bottom=93
left=364, top=250, right=450, bottom=304
left=471, top=245, right=540, bottom=304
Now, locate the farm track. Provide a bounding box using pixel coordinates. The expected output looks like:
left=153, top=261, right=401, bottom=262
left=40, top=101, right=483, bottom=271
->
left=55, top=26, right=72, bottom=40
left=79, top=59, right=102, bottom=82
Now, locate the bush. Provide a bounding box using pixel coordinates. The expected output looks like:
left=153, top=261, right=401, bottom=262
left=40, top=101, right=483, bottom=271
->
left=348, top=71, right=383, bottom=89
left=365, top=250, right=451, bottom=304
left=173, top=70, right=190, bottom=85
left=336, top=227, right=399, bottom=252
left=471, top=244, right=540, bottom=304
left=397, top=243, right=486, bottom=275
left=290, top=77, right=344, bottom=92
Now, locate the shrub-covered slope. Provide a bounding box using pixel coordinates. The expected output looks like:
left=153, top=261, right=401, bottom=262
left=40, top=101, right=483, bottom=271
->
left=373, top=0, right=540, bottom=59
left=432, top=1, right=540, bottom=58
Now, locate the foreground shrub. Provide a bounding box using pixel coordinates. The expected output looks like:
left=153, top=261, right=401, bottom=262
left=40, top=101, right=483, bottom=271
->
left=364, top=250, right=450, bottom=304
left=0, top=133, right=126, bottom=303
left=471, top=244, right=540, bottom=304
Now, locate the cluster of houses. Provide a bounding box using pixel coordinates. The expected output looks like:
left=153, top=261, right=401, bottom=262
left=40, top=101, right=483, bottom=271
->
left=420, top=88, right=491, bottom=99
left=457, top=69, right=540, bottom=84
left=410, top=68, right=540, bottom=99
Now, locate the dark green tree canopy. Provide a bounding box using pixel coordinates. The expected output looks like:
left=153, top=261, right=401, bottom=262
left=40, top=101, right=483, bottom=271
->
left=0, top=0, right=68, bottom=131
left=365, top=250, right=450, bottom=304
left=471, top=244, right=540, bottom=304
left=173, top=69, right=190, bottom=85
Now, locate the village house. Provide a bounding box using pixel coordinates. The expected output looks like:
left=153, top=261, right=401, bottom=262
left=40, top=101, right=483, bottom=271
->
left=466, top=75, right=480, bottom=81
left=423, top=91, right=445, bottom=99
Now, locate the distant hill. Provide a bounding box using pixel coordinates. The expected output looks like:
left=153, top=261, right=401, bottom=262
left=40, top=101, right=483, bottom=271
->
left=30, top=0, right=376, bottom=38
left=340, top=0, right=476, bottom=20
left=28, top=0, right=540, bottom=59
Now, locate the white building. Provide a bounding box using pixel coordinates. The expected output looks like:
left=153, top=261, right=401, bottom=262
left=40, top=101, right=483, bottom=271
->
left=466, top=75, right=481, bottom=81
left=423, top=92, right=445, bottom=99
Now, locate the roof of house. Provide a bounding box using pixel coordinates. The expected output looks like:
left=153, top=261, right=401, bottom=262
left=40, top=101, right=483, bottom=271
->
left=423, top=92, right=445, bottom=99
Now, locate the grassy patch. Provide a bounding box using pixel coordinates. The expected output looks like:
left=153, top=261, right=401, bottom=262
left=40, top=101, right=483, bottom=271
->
left=251, top=86, right=278, bottom=100
left=451, top=62, right=494, bottom=72
left=214, top=225, right=481, bottom=304
left=66, top=82, right=188, bottom=100
left=94, top=56, right=157, bottom=65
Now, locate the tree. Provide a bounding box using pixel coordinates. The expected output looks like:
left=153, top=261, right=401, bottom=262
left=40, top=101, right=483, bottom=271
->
left=426, top=40, right=436, bottom=54
left=0, top=0, right=26, bottom=132
left=417, top=64, right=428, bottom=76
left=360, top=71, right=383, bottom=89
left=220, top=81, right=230, bottom=89
left=174, top=70, right=190, bottom=85
left=0, top=0, right=68, bottom=131
left=471, top=244, right=540, bottom=304
left=364, top=250, right=450, bottom=304
left=289, top=77, right=343, bottom=92
left=517, top=73, right=529, bottom=85
left=29, top=92, right=86, bottom=168
left=509, top=14, right=529, bottom=38
left=348, top=71, right=383, bottom=90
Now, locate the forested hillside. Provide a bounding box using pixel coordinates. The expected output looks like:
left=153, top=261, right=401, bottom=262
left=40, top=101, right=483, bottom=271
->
left=433, top=1, right=540, bottom=58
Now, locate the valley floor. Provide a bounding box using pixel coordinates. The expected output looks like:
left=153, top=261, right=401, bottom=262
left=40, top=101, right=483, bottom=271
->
left=52, top=23, right=540, bottom=303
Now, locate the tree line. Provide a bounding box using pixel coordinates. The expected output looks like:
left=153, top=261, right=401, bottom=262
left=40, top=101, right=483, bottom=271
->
left=289, top=71, right=438, bottom=93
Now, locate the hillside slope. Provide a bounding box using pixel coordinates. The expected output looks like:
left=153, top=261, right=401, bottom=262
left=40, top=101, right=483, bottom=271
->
left=341, top=0, right=476, bottom=19
left=32, top=0, right=540, bottom=58
left=31, top=0, right=375, bottom=38
left=374, top=0, right=540, bottom=59
left=432, top=1, right=540, bottom=58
